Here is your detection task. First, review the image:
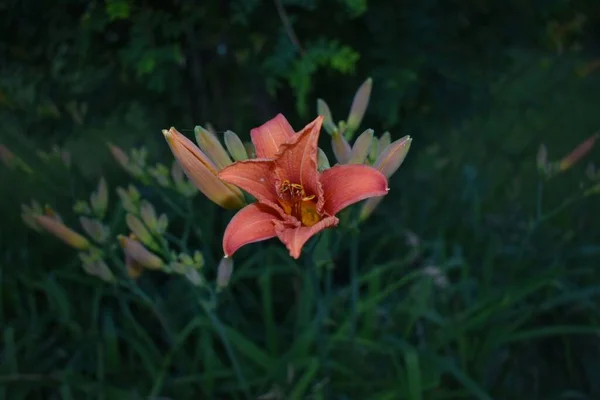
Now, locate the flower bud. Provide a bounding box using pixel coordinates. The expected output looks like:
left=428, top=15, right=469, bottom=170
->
left=317, top=99, right=337, bottom=135
left=119, top=235, right=163, bottom=270
left=79, top=217, right=109, bottom=244
left=224, top=130, right=249, bottom=161
left=346, top=77, right=372, bottom=136
left=348, top=129, right=374, bottom=164
left=163, top=127, right=246, bottom=209
left=374, top=135, right=412, bottom=178
left=90, top=178, right=108, bottom=219
left=195, top=125, right=233, bottom=169
left=331, top=131, right=352, bottom=164
left=125, top=214, right=155, bottom=249
left=317, top=148, right=330, bottom=172
left=216, top=257, right=234, bottom=290
left=558, top=133, right=598, bottom=172
left=35, top=215, right=91, bottom=250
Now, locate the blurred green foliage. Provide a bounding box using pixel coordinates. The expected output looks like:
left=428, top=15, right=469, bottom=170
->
left=2, top=0, right=600, bottom=399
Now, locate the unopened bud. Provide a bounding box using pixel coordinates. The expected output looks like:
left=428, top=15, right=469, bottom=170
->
left=346, top=77, right=372, bottom=136
left=348, top=129, right=374, bottom=164
left=317, top=99, right=337, bottom=135
left=224, top=130, right=249, bottom=161
left=195, top=125, right=233, bottom=169
left=374, top=135, right=412, bottom=178
left=331, top=132, right=352, bottom=164
left=216, top=257, right=234, bottom=290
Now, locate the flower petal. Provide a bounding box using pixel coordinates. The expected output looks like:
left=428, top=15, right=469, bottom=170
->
left=319, top=164, right=389, bottom=216
left=223, top=203, right=280, bottom=257
left=273, top=116, right=325, bottom=213
left=163, top=127, right=246, bottom=209
left=250, top=113, right=295, bottom=158
left=274, top=216, right=339, bottom=259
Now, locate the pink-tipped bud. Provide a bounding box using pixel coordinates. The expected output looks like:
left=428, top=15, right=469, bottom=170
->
left=317, top=99, right=337, bottom=135
left=558, top=133, right=598, bottom=172
left=216, top=257, right=234, bottom=290
left=346, top=77, right=372, bottom=136
left=374, top=135, right=412, bottom=178
left=119, top=235, right=163, bottom=270
left=348, top=129, right=374, bottom=164
left=90, top=178, right=108, bottom=219
left=163, top=127, right=246, bottom=209
left=331, top=131, right=352, bottom=164
left=35, top=215, right=91, bottom=250
left=194, top=125, right=233, bottom=169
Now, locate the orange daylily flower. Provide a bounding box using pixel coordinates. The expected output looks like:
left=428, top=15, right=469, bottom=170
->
left=218, top=114, right=389, bottom=259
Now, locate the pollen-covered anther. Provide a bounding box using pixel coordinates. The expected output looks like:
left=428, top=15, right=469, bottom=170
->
left=276, top=180, right=320, bottom=226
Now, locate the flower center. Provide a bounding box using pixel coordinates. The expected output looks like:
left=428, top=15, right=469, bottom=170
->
left=276, top=179, right=321, bottom=227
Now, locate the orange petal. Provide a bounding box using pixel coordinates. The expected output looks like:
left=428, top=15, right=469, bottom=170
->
left=250, top=113, right=295, bottom=158
left=163, top=127, right=245, bottom=209
left=222, top=203, right=279, bottom=257
left=319, top=164, right=389, bottom=216
left=274, top=216, right=339, bottom=259
left=217, top=158, right=285, bottom=210
left=273, top=116, right=325, bottom=213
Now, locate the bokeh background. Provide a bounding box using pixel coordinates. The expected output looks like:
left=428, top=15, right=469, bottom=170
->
left=2, top=0, right=600, bottom=399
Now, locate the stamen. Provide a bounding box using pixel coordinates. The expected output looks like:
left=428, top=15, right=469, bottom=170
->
left=276, top=180, right=321, bottom=226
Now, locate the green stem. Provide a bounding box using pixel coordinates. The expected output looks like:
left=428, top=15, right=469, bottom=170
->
left=198, top=293, right=250, bottom=399
left=349, top=227, right=359, bottom=340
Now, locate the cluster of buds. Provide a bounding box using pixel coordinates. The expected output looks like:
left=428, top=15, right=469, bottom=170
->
left=316, top=78, right=412, bottom=219
left=115, top=184, right=214, bottom=287
left=108, top=143, right=196, bottom=197
left=537, top=132, right=598, bottom=178
left=116, top=185, right=168, bottom=278
left=21, top=182, right=115, bottom=283
left=162, top=125, right=255, bottom=209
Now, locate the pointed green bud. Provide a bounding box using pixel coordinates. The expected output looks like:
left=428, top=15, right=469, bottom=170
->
left=183, top=266, right=204, bottom=286
left=125, top=213, right=155, bottom=249
left=359, top=197, right=384, bottom=221
left=243, top=141, right=256, bottom=159
left=119, top=235, right=163, bottom=270
left=346, top=77, right=372, bottom=137
left=331, top=131, right=352, bottom=164
left=317, top=99, right=337, bottom=135
left=117, top=187, right=136, bottom=214
left=90, top=177, right=108, bottom=219
left=348, top=129, right=374, bottom=164
left=194, top=125, right=233, bottom=169
left=374, top=135, right=412, bottom=178
left=79, top=252, right=115, bottom=282
left=216, top=257, right=234, bottom=290
left=378, top=132, right=391, bottom=156
left=139, top=200, right=158, bottom=233
left=156, top=214, right=168, bottom=234
left=79, top=217, right=109, bottom=243
left=148, top=164, right=171, bottom=187
left=73, top=200, right=92, bottom=216
left=193, top=251, right=205, bottom=268
left=224, top=130, right=249, bottom=161
left=107, top=143, right=130, bottom=171
left=317, top=147, right=330, bottom=172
